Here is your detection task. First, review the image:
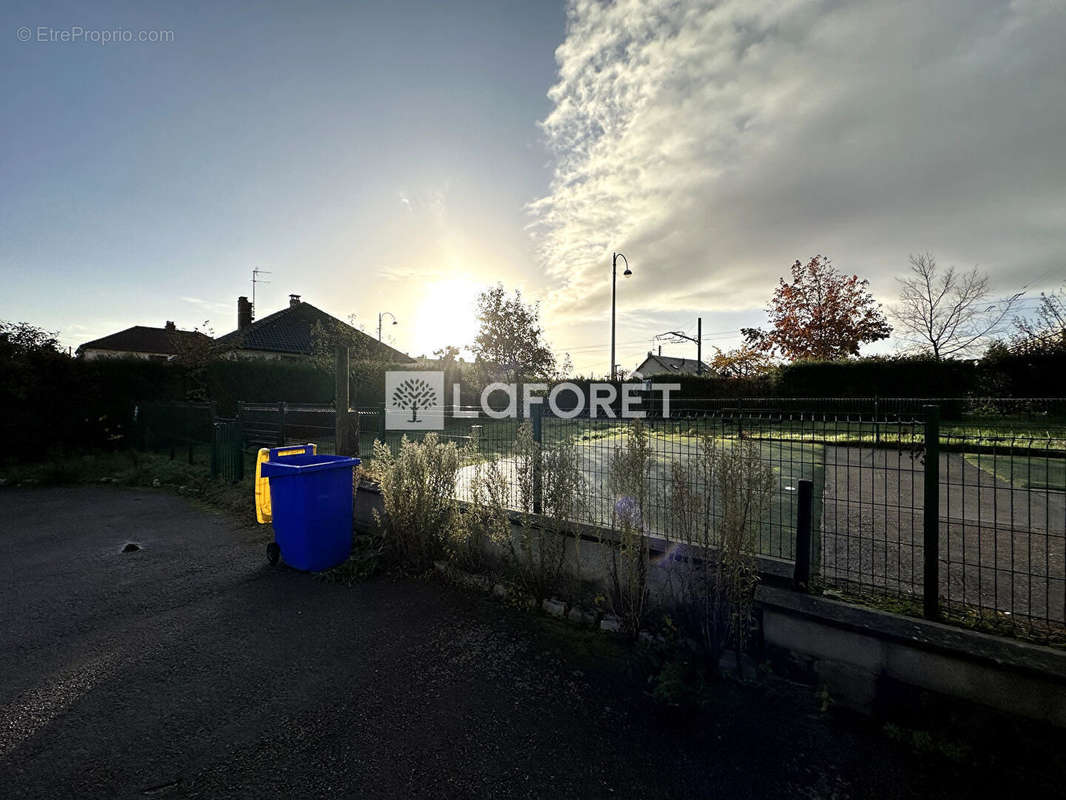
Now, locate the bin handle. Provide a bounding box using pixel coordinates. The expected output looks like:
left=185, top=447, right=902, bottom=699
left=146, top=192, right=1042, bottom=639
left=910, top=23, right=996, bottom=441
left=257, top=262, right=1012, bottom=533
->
left=268, top=443, right=317, bottom=459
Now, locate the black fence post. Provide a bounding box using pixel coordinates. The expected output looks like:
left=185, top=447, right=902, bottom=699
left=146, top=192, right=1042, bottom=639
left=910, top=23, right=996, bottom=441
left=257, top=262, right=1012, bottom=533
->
left=210, top=421, right=220, bottom=478
left=923, top=404, right=940, bottom=620
left=235, top=419, right=245, bottom=482
left=874, top=394, right=881, bottom=446
left=186, top=405, right=194, bottom=465
left=277, top=401, right=287, bottom=446
left=531, top=403, right=543, bottom=515
left=335, top=346, right=352, bottom=456
left=793, top=479, right=813, bottom=590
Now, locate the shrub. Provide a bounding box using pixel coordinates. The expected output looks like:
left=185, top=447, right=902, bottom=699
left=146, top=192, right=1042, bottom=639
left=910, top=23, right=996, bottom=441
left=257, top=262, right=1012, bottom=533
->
left=602, top=420, right=654, bottom=637
left=372, top=433, right=463, bottom=571
left=449, top=433, right=511, bottom=574
left=507, top=422, right=587, bottom=606
left=664, top=435, right=775, bottom=675
left=539, top=431, right=588, bottom=600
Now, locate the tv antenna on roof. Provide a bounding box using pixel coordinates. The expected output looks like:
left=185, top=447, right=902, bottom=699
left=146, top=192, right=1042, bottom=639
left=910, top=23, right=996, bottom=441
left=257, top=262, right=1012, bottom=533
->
left=252, top=267, right=272, bottom=318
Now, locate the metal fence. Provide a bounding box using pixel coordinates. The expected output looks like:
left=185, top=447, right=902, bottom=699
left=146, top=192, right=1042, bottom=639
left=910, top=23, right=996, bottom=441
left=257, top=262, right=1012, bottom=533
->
left=138, top=401, right=216, bottom=463
left=628, top=396, right=1066, bottom=422
left=406, top=406, right=1065, bottom=643
left=135, top=398, right=1066, bottom=641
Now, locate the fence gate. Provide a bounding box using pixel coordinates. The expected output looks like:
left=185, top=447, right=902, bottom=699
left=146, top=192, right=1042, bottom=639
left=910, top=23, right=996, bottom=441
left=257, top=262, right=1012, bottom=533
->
left=211, top=418, right=244, bottom=483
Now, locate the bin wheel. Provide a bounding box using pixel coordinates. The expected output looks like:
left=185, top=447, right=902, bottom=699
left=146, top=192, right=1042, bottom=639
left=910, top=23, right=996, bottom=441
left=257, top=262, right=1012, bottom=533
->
left=266, top=542, right=280, bottom=566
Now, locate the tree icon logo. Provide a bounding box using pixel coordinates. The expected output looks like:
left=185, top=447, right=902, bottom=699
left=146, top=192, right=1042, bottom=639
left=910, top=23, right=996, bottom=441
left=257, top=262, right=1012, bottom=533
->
left=392, top=377, right=438, bottom=422
left=385, top=371, right=445, bottom=430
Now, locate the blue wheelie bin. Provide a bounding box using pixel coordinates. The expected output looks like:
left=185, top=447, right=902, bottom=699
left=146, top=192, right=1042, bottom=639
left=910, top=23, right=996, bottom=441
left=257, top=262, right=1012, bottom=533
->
left=259, top=444, right=361, bottom=571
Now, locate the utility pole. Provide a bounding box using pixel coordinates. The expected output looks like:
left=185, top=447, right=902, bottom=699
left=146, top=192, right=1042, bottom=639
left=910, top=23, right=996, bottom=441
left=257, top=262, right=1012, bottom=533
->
left=697, top=317, right=702, bottom=374
left=654, top=316, right=704, bottom=373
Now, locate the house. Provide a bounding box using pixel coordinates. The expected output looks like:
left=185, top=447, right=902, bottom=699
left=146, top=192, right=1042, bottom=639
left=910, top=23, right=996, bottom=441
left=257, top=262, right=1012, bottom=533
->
left=76, top=321, right=211, bottom=361
left=632, top=351, right=714, bottom=379
left=214, top=294, right=413, bottom=362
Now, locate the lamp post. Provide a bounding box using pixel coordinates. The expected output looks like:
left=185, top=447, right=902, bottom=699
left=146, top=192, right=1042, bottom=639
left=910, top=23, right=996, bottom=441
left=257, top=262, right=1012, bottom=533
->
left=377, top=311, right=397, bottom=342
left=611, top=252, right=632, bottom=381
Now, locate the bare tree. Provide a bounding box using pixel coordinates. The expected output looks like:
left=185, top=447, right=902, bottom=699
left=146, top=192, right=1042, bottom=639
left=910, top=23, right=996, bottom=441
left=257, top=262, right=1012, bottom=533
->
left=893, top=252, right=1022, bottom=360
left=1012, top=285, right=1066, bottom=353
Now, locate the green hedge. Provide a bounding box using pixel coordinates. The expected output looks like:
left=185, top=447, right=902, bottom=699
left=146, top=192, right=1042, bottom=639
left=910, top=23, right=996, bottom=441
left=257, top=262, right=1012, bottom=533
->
left=5, top=348, right=1064, bottom=462
left=775, top=356, right=980, bottom=397
left=979, top=345, right=1066, bottom=397
left=636, top=351, right=1066, bottom=408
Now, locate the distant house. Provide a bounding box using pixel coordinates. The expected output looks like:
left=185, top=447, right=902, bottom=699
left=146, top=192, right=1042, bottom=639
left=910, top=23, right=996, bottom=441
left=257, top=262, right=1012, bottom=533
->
left=76, top=321, right=211, bottom=361
left=214, top=294, right=413, bottom=362
left=632, top=351, right=714, bottom=379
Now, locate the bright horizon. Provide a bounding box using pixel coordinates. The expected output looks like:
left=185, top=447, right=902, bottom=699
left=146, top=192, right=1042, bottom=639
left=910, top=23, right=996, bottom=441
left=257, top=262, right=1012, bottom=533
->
left=3, top=1, right=1064, bottom=376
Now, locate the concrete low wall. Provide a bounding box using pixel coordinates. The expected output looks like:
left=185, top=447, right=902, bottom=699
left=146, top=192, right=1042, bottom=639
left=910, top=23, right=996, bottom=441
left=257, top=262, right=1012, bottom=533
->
left=759, top=584, right=1066, bottom=727
left=355, top=483, right=1066, bottom=728
left=354, top=483, right=793, bottom=599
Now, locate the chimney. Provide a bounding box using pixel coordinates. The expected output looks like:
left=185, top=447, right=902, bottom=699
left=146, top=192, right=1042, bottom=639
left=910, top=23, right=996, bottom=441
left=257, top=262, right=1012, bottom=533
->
left=238, top=296, right=252, bottom=331
left=289, top=294, right=301, bottom=308
left=165, top=321, right=176, bottom=331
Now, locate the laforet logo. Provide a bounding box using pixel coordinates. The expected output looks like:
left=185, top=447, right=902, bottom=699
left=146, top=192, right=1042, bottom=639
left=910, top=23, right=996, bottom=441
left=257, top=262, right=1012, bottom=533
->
left=391, top=377, right=438, bottom=423
left=385, top=371, right=446, bottom=430
left=384, top=371, right=681, bottom=431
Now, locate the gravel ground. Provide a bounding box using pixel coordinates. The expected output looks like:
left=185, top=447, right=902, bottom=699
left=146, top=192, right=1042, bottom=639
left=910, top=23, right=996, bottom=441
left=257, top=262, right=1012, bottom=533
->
left=1, top=486, right=1062, bottom=799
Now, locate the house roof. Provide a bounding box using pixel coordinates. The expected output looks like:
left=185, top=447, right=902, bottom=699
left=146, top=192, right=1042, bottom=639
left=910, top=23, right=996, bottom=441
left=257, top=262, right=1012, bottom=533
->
left=77, top=325, right=210, bottom=356
left=633, top=353, right=714, bottom=378
left=215, top=300, right=413, bottom=361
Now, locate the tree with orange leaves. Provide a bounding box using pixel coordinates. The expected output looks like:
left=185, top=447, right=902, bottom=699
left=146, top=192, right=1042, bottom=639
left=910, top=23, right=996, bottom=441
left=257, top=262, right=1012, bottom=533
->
left=742, top=256, right=891, bottom=361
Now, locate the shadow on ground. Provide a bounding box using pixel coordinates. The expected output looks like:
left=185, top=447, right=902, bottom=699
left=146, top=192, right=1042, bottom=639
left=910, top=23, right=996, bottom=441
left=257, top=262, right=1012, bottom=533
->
left=1, top=487, right=1063, bottom=799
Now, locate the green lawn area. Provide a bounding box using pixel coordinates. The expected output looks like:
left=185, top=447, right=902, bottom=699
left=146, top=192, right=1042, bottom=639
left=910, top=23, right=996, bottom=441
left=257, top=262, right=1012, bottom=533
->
left=0, top=449, right=255, bottom=519
left=963, top=452, right=1066, bottom=491
left=352, top=412, right=1066, bottom=463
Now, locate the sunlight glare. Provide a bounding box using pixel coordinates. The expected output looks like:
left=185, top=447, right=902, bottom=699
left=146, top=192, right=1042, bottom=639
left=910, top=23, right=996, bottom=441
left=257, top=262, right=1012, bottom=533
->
left=412, top=277, right=482, bottom=359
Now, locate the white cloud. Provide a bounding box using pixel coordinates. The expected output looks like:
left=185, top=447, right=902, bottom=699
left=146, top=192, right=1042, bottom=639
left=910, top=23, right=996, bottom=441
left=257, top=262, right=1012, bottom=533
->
left=180, top=296, right=230, bottom=313
left=531, top=0, right=1066, bottom=335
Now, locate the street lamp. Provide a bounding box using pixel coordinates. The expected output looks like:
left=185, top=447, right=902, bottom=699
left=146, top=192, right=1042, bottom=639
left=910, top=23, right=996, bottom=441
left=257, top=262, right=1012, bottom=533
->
left=378, top=311, right=397, bottom=341
left=611, top=252, right=632, bottom=381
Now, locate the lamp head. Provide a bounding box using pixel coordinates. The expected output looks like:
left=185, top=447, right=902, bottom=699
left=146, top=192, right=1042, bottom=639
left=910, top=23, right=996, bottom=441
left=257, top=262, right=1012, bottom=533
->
left=623, top=266, right=632, bottom=277
left=392, top=319, right=398, bottom=325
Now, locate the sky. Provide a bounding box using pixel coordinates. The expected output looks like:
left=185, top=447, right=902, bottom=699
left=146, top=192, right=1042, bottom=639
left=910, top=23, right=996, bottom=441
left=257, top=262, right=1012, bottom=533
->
left=2, top=0, right=1064, bottom=376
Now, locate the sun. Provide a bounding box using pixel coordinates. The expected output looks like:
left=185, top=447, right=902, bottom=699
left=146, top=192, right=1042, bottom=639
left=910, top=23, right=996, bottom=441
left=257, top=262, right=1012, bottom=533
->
left=412, top=278, right=482, bottom=358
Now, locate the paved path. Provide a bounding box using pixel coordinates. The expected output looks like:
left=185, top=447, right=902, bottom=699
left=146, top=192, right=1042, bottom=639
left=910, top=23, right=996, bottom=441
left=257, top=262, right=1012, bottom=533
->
left=0, top=487, right=1060, bottom=798
left=822, top=448, right=1066, bottom=625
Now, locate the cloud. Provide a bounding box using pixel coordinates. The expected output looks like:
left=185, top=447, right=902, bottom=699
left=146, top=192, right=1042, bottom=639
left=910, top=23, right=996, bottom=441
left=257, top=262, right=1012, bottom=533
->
left=180, top=296, right=230, bottom=313
left=531, top=0, right=1066, bottom=331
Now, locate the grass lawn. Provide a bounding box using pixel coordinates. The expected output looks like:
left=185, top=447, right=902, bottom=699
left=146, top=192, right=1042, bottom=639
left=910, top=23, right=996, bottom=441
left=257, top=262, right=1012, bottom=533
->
left=0, top=449, right=257, bottom=521
left=351, top=412, right=1066, bottom=467
left=963, top=452, right=1066, bottom=491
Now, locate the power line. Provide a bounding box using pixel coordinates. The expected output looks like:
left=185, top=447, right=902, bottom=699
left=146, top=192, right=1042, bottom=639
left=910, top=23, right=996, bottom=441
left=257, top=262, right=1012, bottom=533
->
left=558, top=331, right=743, bottom=353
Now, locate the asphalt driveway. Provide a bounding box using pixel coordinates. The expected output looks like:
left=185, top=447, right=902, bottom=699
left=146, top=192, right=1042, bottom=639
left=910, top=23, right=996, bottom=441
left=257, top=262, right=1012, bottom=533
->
left=0, top=487, right=1060, bottom=799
